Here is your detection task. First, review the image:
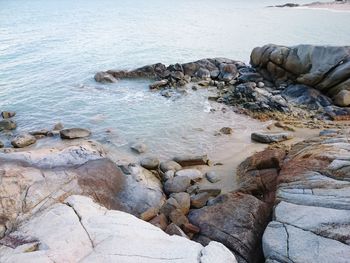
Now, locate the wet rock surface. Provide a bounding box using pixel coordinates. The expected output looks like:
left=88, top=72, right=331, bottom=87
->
left=60, top=128, right=91, bottom=139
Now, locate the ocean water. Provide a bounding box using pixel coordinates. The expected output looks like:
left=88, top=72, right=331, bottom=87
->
left=1, top=0, right=350, bottom=159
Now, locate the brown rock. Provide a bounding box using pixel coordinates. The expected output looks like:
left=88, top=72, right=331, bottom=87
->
left=140, top=207, right=158, bottom=221
left=191, top=192, right=210, bottom=208
left=1, top=111, right=16, bottom=119
left=149, top=214, right=168, bottom=231
left=188, top=192, right=270, bottom=263
left=159, top=198, right=180, bottom=217
left=219, top=127, right=233, bottom=135
left=60, top=128, right=91, bottom=139
left=169, top=209, right=189, bottom=227
left=165, top=223, right=188, bottom=238
left=170, top=192, right=190, bottom=215
left=11, top=134, right=36, bottom=148
left=183, top=223, right=200, bottom=234
left=173, top=155, right=209, bottom=167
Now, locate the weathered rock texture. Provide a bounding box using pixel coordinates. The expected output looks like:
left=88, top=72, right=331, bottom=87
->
left=263, top=133, right=350, bottom=262
left=251, top=44, right=350, bottom=102
left=0, top=195, right=237, bottom=262
left=0, top=141, right=165, bottom=238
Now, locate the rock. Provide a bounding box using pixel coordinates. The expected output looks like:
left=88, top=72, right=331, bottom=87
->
left=334, top=90, right=350, bottom=107
left=160, top=160, right=182, bottom=173
left=201, top=241, right=238, bottom=263
left=11, top=134, right=36, bottom=148
left=0, top=141, right=4, bottom=148
left=251, top=132, right=293, bottom=143
left=183, top=223, right=201, bottom=234
left=140, top=207, right=159, bottom=221
left=0, top=195, right=236, bottom=262
left=281, top=84, right=332, bottom=110
left=250, top=44, right=350, bottom=99
left=0, top=142, right=165, bottom=234
left=170, top=192, right=191, bottom=215
left=206, top=171, right=221, bottom=183
left=1, top=111, right=16, bottom=119
left=163, top=170, right=175, bottom=181
left=319, top=129, right=339, bottom=136
left=130, top=143, right=147, bottom=154
left=149, top=79, right=168, bottom=89
left=198, top=80, right=211, bottom=86
left=52, top=122, right=64, bottom=130
left=173, top=155, right=209, bottom=167
left=29, top=129, right=49, bottom=136
left=191, top=192, right=211, bottom=208
left=165, top=223, right=188, bottom=238
left=0, top=119, right=16, bottom=131
left=219, top=127, right=233, bottom=135
left=169, top=209, right=189, bottom=227
left=149, top=213, right=168, bottom=231
left=60, top=128, right=91, bottom=139
left=218, top=63, right=238, bottom=82
left=94, top=71, right=117, bottom=83
left=262, top=135, right=350, bottom=263
left=197, top=187, right=222, bottom=197
left=164, top=176, right=191, bottom=195
left=159, top=198, right=180, bottom=217
left=140, top=157, right=159, bottom=170
left=175, top=169, right=203, bottom=182
left=189, top=192, right=270, bottom=263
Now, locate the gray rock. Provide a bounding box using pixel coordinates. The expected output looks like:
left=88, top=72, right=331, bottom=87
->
left=149, top=79, right=168, bottom=89
left=11, top=134, right=36, bottom=148
left=175, top=169, right=203, bottom=182
left=263, top=221, right=350, bottom=263
left=60, top=128, right=91, bottom=139
left=94, top=71, right=117, bottom=83
left=160, top=160, right=182, bottom=173
left=164, top=176, right=191, bottom=195
left=130, top=143, right=147, bottom=154
left=140, top=157, right=159, bottom=170
left=0, top=119, right=16, bottom=131
left=163, top=170, right=175, bottom=181
left=251, top=132, right=293, bottom=144
left=159, top=197, right=180, bottom=217
left=206, top=171, right=221, bottom=183
left=334, top=90, right=350, bottom=107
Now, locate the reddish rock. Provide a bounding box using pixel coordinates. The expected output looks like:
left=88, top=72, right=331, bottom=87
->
left=183, top=223, right=200, bottom=234
left=188, top=192, right=270, bottom=263
left=169, top=209, right=189, bottom=227
left=149, top=214, right=168, bottom=231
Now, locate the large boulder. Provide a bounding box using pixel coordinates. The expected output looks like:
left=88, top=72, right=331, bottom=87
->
left=0, top=195, right=237, bottom=262
left=263, top=135, right=350, bottom=262
left=0, top=141, right=165, bottom=238
left=250, top=44, right=350, bottom=100
left=188, top=192, right=271, bottom=263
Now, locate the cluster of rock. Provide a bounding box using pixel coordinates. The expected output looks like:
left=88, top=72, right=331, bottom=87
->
left=0, top=140, right=237, bottom=262
left=95, top=44, right=350, bottom=122
left=0, top=111, right=92, bottom=149
left=138, top=155, right=225, bottom=240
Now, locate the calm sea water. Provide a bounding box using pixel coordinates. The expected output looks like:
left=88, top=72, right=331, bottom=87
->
left=1, top=0, right=350, bottom=159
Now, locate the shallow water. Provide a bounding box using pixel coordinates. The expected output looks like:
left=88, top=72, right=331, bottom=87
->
left=1, top=0, right=349, bottom=158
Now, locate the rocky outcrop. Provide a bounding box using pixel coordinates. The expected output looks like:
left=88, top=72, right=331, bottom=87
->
left=0, top=195, right=237, bottom=262
left=263, top=133, right=350, bottom=262
left=250, top=44, right=350, bottom=102
left=0, top=141, right=165, bottom=238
